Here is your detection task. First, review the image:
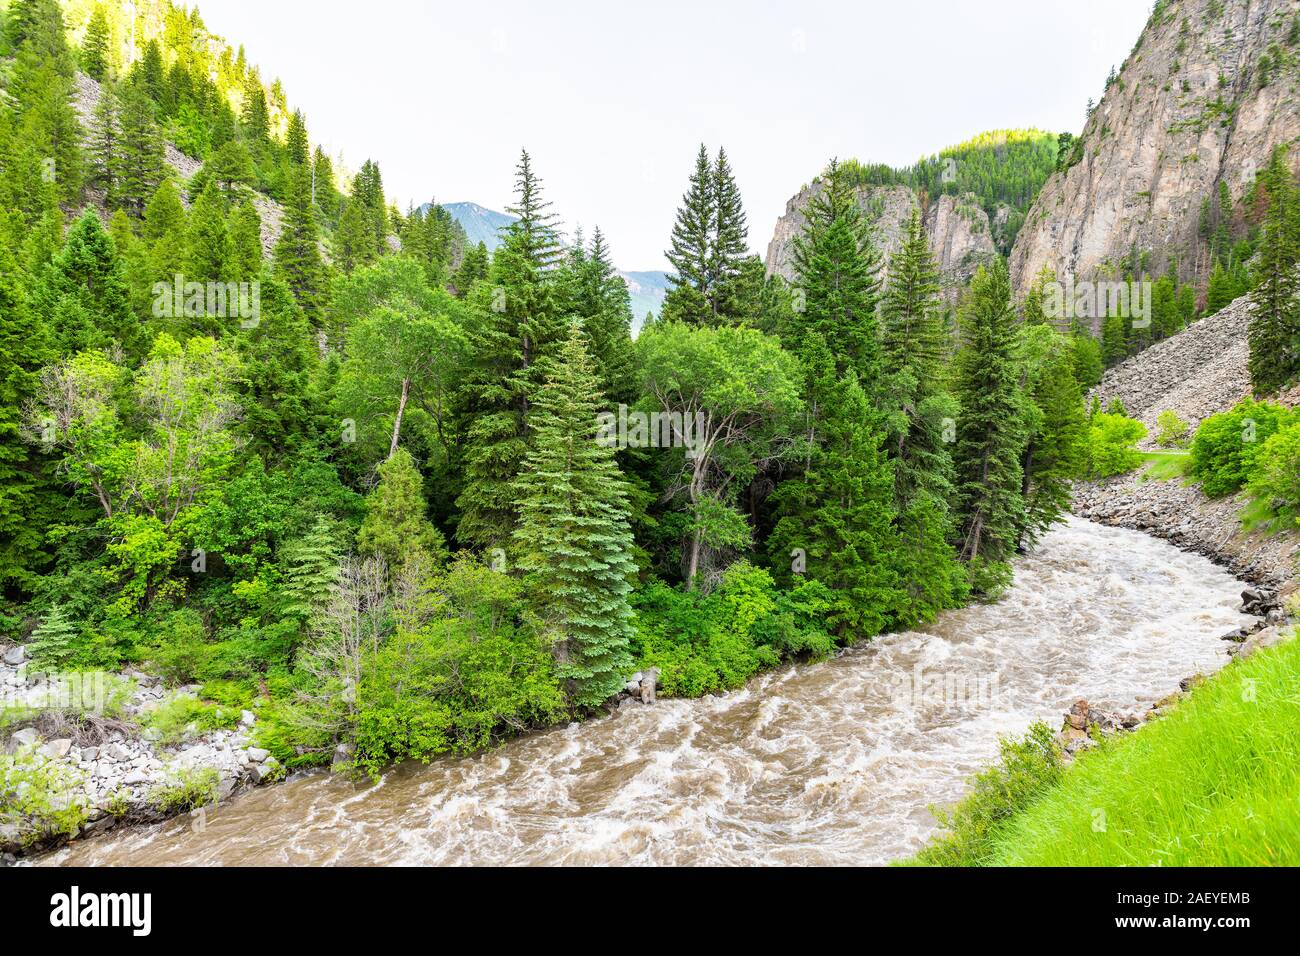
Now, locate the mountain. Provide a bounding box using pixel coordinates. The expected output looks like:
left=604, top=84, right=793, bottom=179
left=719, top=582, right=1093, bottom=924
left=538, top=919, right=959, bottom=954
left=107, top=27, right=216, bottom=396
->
left=431, top=201, right=670, bottom=327
left=1009, top=0, right=1300, bottom=296
left=437, top=201, right=516, bottom=251
left=765, top=129, right=1059, bottom=303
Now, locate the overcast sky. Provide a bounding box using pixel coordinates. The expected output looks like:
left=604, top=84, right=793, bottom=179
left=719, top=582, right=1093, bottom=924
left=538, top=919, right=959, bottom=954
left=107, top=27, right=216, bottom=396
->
left=193, top=0, right=1151, bottom=271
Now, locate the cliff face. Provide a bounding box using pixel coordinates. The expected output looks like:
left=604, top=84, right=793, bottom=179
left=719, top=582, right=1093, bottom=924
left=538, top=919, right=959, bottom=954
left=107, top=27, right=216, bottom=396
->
left=1010, top=0, right=1300, bottom=296
left=764, top=183, right=996, bottom=301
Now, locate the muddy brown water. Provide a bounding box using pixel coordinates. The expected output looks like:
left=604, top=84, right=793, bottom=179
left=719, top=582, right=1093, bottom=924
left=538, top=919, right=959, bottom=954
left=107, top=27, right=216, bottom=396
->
left=45, top=517, right=1252, bottom=866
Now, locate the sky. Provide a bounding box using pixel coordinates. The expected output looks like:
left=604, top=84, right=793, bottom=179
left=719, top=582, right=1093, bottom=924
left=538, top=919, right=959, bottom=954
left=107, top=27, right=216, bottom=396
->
left=192, top=0, right=1153, bottom=271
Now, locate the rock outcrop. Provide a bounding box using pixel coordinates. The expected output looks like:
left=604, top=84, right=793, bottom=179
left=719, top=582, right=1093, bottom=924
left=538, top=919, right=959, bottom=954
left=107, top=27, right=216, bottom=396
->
left=1010, top=0, right=1300, bottom=296
left=72, top=72, right=285, bottom=256
left=764, top=182, right=996, bottom=301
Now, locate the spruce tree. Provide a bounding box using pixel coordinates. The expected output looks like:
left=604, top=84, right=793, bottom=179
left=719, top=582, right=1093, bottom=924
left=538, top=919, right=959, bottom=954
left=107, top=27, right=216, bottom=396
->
left=455, top=150, right=566, bottom=548
left=274, top=163, right=327, bottom=319
left=451, top=241, right=489, bottom=296
left=786, top=160, right=882, bottom=385
left=357, top=447, right=447, bottom=573
left=1248, top=147, right=1299, bottom=396
left=512, top=322, right=635, bottom=708
left=662, top=144, right=715, bottom=325
left=35, top=210, right=137, bottom=355
left=81, top=5, right=111, bottom=81
left=114, top=81, right=165, bottom=217
left=229, top=200, right=263, bottom=282
left=563, top=227, right=636, bottom=404
left=29, top=605, right=78, bottom=668
left=767, top=340, right=904, bottom=638
left=1020, top=337, right=1086, bottom=548
left=185, top=180, right=231, bottom=286
left=953, top=259, right=1029, bottom=588
left=709, top=146, right=750, bottom=319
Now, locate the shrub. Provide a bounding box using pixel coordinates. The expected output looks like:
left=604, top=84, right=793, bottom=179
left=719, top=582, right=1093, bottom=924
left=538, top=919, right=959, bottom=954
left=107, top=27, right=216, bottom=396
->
left=1247, top=420, right=1300, bottom=525
left=907, top=722, right=1063, bottom=866
left=631, top=563, right=837, bottom=698
left=1190, top=399, right=1294, bottom=497
left=1086, top=413, right=1147, bottom=477
left=1154, top=409, right=1190, bottom=448
left=149, top=766, right=220, bottom=813
left=140, top=695, right=241, bottom=745
left=0, top=746, right=89, bottom=848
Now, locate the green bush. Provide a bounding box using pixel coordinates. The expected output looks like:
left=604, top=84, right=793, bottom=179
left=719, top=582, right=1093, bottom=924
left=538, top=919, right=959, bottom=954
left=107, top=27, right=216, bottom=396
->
left=0, top=747, right=89, bottom=848
left=149, top=766, right=220, bottom=813
left=907, top=722, right=1063, bottom=866
left=1190, top=399, right=1295, bottom=497
left=631, top=562, right=837, bottom=698
left=1248, top=420, right=1300, bottom=525
left=140, top=695, right=241, bottom=744
left=1154, top=409, right=1190, bottom=448
left=1085, top=413, right=1147, bottom=477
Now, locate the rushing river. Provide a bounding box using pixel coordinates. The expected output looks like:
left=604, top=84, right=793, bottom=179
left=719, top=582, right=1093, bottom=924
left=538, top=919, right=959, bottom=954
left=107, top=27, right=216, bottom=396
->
left=46, top=517, right=1253, bottom=867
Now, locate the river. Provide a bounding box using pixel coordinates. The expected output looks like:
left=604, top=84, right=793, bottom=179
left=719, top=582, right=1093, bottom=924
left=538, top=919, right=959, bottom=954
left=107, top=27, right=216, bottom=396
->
left=45, top=516, right=1253, bottom=866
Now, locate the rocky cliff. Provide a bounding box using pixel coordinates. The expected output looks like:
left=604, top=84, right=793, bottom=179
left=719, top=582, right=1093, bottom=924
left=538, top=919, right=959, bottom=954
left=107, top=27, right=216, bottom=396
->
left=1010, top=0, right=1300, bottom=296
left=764, top=182, right=996, bottom=300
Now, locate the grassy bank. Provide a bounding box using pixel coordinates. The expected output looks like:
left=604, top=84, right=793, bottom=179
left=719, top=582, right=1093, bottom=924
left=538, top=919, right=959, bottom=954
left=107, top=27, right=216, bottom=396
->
left=908, top=627, right=1300, bottom=866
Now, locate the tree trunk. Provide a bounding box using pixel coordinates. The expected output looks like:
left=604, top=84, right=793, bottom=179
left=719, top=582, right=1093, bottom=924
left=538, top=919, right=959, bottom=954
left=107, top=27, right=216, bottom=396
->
left=388, top=377, right=410, bottom=459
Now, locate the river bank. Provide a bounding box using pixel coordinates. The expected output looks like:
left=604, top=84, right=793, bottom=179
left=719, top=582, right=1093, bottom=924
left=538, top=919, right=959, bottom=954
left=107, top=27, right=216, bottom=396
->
left=33, top=517, right=1256, bottom=867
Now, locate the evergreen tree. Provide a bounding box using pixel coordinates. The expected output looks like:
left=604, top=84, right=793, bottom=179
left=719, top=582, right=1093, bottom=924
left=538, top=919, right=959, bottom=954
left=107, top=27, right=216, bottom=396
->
left=456, top=150, right=566, bottom=548
left=114, top=81, right=165, bottom=217
left=80, top=4, right=111, bottom=81
left=274, top=163, right=327, bottom=318
left=1020, top=334, right=1086, bottom=547
left=35, top=210, right=137, bottom=355
left=1248, top=147, right=1300, bottom=396
left=767, top=341, right=904, bottom=638
left=786, top=160, right=882, bottom=385
left=662, top=144, right=714, bottom=325
left=357, top=447, right=447, bottom=573
left=451, top=240, right=489, bottom=296
left=333, top=199, right=373, bottom=275
left=512, top=323, right=635, bottom=708
left=284, top=109, right=309, bottom=167
left=709, top=146, right=750, bottom=319
left=229, top=200, right=263, bottom=283
left=28, top=605, right=78, bottom=668
left=185, top=180, right=231, bottom=287
left=0, top=223, right=48, bottom=590
left=953, top=259, right=1029, bottom=589
left=563, top=227, right=636, bottom=404
left=280, top=514, right=341, bottom=628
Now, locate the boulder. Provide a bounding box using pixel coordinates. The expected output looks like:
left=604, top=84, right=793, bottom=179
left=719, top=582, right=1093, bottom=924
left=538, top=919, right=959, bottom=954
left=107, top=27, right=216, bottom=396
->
left=240, top=710, right=256, bottom=728
left=246, top=747, right=270, bottom=763
left=42, top=738, right=73, bottom=759
left=639, top=667, right=660, bottom=705
left=1, top=645, right=25, bottom=667
left=9, top=728, right=38, bottom=749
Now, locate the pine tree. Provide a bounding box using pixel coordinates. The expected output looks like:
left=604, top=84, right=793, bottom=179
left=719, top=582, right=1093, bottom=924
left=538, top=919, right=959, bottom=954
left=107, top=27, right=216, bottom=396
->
left=80, top=4, right=110, bottom=81
left=451, top=241, right=489, bottom=296
left=882, top=210, right=947, bottom=382
left=114, top=81, right=165, bottom=217
left=229, top=200, right=263, bottom=283
left=709, top=146, right=750, bottom=319
left=953, top=259, right=1029, bottom=587
left=29, top=605, right=79, bottom=668
left=0, top=220, right=48, bottom=590
left=333, top=199, right=373, bottom=275
left=563, top=227, right=636, bottom=404
left=142, top=179, right=187, bottom=285
left=512, top=322, right=635, bottom=708
left=786, top=160, right=882, bottom=384
left=185, top=180, right=231, bottom=287
left=1020, top=340, right=1086, bottom=547
left=357, top=447, right=447, bottom=573
left=35, top=210, right=137, bottom=355
left=274, top=163, right=327, bottom=318
left=767, top=342, right=904, bottom=639
left=207, top=140, right=254, bottom=200
left=662, top=144, right=715, bottom=325
left=284, top=109, right=309, bottom=167
left=88, top=85, right=118, bottom=198
left=312, top=147, right=338, bottom=220
left=1248, top=147, right=1300, bottom=396
left=455, top=150, right=566, bottom=548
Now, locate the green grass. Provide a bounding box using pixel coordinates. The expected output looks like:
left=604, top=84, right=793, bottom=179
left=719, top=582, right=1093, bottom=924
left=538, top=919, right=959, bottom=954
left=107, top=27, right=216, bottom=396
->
left=1139, top=450, right=1193, bottom=482
left=908, top=630, right=1300, bottom=866
left=1239, top=494, right=1282, bottom=535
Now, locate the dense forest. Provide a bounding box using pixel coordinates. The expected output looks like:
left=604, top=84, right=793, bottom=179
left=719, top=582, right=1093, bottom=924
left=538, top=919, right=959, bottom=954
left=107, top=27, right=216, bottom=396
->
left=0, top=0, right=1297, bottom=784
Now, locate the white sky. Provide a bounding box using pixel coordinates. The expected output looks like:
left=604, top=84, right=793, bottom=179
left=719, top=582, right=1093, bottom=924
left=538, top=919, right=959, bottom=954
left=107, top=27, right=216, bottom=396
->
left=193, top=0, right=1152, bottom=271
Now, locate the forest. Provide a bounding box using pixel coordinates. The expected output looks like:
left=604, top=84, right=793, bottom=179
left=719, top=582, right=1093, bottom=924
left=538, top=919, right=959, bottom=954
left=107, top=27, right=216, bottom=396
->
left=1, top=0, right=1298, bottom=785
